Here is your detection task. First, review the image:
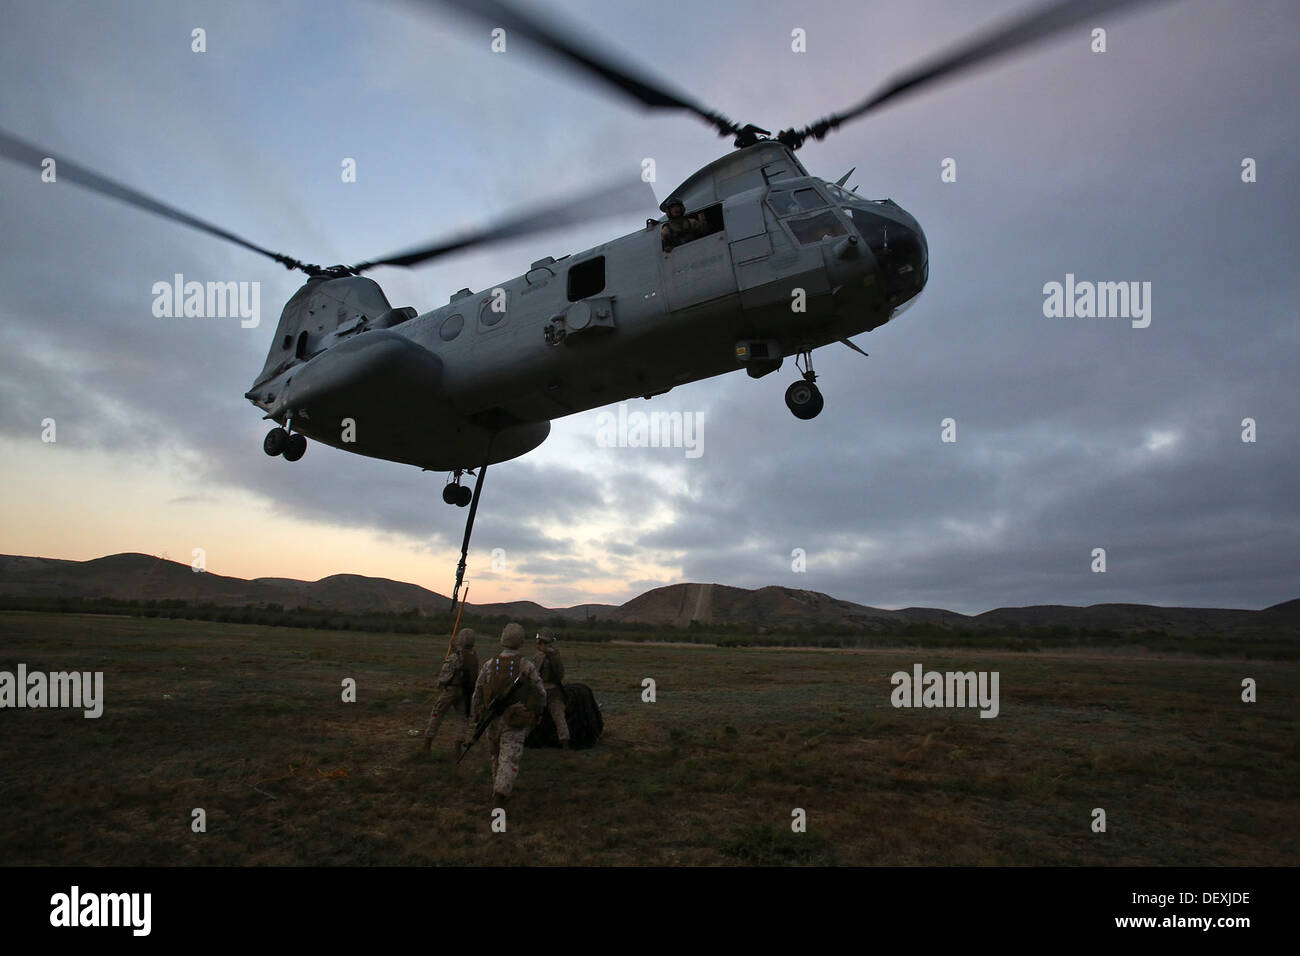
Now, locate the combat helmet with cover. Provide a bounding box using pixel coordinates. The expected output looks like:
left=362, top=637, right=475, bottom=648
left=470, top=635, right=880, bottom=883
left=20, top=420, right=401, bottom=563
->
left=500, top=622, right=525, bottom=649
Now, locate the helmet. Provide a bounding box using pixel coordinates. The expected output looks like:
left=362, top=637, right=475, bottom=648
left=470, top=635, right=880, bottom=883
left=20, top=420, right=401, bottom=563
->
left=536, top=627, right=556, bottom=644
left=454, top=627, right=476, bottom=649
left=500, top=622, right=526, bottom=648
left=665, top=196, right=685, bottom=214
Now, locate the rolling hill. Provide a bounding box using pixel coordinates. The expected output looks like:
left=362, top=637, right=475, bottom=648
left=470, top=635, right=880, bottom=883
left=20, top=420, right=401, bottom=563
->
left=0, top=552, right=1293, bottom=637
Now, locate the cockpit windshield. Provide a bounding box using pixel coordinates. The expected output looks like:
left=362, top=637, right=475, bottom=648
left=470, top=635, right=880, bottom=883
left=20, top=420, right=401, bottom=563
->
left=788, top=210, right=847, bottom=245
left=768, top=186, right=826, bottom=216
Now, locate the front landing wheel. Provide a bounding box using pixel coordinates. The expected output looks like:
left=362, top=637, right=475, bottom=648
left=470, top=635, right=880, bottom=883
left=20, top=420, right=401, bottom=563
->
left=785, top=380, right=824, bottom=420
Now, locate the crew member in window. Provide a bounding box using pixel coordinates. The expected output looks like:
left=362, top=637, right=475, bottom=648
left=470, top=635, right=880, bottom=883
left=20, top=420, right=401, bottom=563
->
left=661, top=197, right=707, bottom=252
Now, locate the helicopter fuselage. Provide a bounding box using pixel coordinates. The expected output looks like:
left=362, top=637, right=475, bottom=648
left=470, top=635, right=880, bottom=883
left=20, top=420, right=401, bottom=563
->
left=246, top=143, right=927, bottom=472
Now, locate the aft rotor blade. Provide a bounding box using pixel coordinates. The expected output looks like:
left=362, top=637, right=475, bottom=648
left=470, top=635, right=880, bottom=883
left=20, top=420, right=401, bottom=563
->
left=782, top=0, right=1174, bottom=147
left=424, top=0, right=739, bottom=139
left=0, top=127, right=313, bottom=273
left=352, top=175, right=657, bottom=272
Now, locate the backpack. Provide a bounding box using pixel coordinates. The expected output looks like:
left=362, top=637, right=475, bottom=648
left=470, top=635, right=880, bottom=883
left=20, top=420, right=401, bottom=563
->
left=539, top=650, right=565, bottom=685
left=456, top=650, right=480, bottom=695
left=484, top=654, right=543, bottom=715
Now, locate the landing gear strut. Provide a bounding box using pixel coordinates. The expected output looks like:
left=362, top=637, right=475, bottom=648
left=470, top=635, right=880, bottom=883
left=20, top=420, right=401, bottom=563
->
left=785, top=350, right=824, bottom=420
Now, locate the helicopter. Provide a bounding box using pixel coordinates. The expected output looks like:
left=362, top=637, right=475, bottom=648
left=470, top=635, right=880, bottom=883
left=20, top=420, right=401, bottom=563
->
left=0, top=0, right=1171, bottom=610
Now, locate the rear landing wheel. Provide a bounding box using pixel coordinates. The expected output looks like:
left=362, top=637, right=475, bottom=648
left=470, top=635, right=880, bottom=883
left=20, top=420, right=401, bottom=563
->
left=283, top=433, right=307, bottom=461
left=785, top=380, right=824, bottom=420
left=263, top=427, right=288, bottom=456
left=443, top=483, right=473, bottom=507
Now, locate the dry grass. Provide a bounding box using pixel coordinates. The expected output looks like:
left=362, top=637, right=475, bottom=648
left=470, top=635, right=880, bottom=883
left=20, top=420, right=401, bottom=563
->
left=0, top=611, right=1295, bottom=866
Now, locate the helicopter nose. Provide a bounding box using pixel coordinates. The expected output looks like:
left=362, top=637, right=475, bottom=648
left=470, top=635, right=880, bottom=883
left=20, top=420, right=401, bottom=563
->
left=869, top=221, right=928, bottom=307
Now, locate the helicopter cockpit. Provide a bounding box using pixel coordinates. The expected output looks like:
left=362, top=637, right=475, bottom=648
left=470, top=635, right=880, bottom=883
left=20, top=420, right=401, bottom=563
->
left=769, top=180, right=929, bottom=309
left=822, top=184, right=924, bottom=255
left=767, top=184, right=847, bottom=245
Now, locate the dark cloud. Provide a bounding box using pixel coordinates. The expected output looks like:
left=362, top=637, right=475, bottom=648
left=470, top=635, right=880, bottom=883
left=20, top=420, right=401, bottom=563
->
left=0, top=0, right=1295, bottom=614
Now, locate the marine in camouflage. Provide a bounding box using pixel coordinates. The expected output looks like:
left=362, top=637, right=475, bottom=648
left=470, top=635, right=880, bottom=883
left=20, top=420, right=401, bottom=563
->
left=423, top=628, right=479, bottom=752
left=470, top=623, right=545, bottom=798
left=661, top=196, right=707, bottom=252
left=533, top=628, right=569, bottom=745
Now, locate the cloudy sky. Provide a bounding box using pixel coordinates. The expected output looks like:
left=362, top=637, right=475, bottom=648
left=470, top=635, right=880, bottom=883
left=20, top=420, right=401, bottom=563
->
left=0, top=0, right=1295, bottom=615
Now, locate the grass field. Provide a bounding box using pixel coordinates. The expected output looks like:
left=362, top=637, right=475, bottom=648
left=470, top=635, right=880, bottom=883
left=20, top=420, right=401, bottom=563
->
left=0, top=611, right=1295, bottom=866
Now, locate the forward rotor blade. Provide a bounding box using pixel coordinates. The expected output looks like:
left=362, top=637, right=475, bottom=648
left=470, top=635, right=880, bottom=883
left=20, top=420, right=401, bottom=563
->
left=424, top=0, right=739, bottom=139
left=352, top=175, right=657, bottom=272
left=0, top=128, right=313, bottom=273
left=782, top=0, right=1173, bottom=147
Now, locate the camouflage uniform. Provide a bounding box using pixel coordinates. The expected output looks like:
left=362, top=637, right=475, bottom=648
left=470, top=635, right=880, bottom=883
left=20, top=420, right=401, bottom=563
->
left=423, top=628, right=478, bottom=751
left=661, top=197, right=705, bottom=252
left=533, top=628, right=569, bottom=745
left=471, top=623, right=545, bottom=799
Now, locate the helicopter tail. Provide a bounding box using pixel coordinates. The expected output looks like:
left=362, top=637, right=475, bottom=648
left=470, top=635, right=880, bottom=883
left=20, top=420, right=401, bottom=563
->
left=248, top=274, right=416, bottom=395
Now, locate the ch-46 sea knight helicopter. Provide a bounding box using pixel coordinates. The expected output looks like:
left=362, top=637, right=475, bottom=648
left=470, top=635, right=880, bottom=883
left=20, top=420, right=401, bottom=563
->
left=0, top=0, right=1170, bottom=609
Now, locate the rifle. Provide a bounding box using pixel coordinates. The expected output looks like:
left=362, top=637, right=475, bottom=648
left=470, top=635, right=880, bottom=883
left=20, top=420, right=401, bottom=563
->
left=457, top=672, right=524, bottom=765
